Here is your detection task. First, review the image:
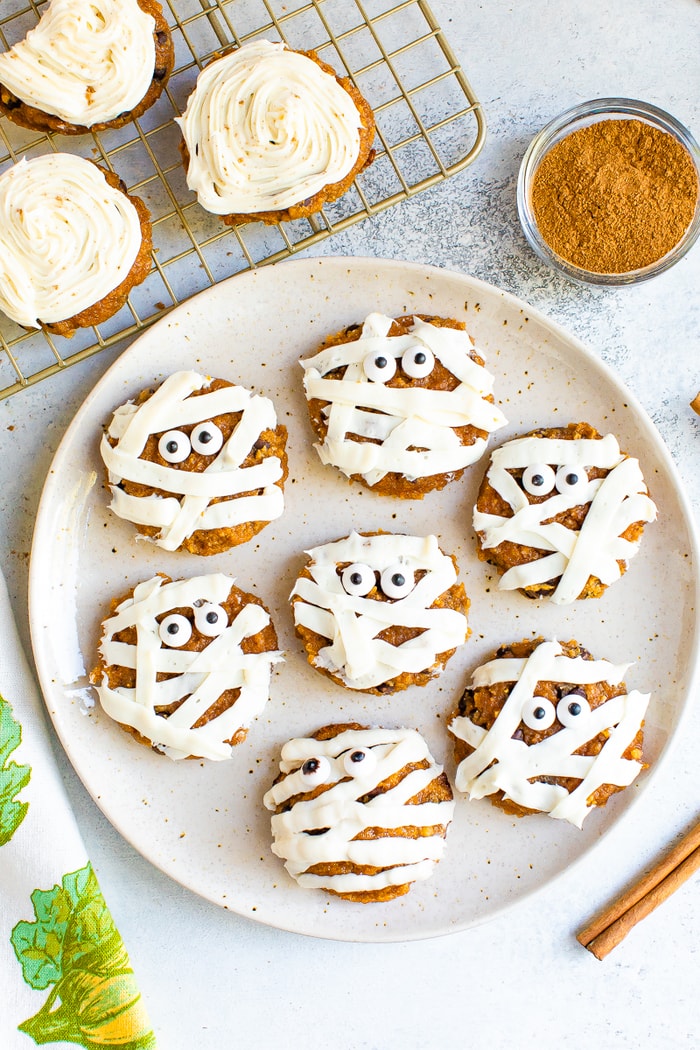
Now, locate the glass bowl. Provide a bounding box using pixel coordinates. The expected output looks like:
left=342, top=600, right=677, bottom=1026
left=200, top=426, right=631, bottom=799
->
left=517, top=98, right=700, bottom=286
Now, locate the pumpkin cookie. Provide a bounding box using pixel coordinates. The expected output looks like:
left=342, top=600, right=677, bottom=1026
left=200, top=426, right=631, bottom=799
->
left=100, top=370, right=288, bottom=555
left=0, top=154, right=152, bottom=337
left=91, top=573, right=282, bottom=761
left=448, top=637, right=649, bottom=827
left=176, top=38, right=375, bottom=226
left=263, top=723, right=455, bottom=902
left=0, top=0, right=174, bottom=135
left=291, top=531, right=469, bottom=694
left=300, top=311, right=507, bottom=498
left=472, top=422, right=657, bottom=603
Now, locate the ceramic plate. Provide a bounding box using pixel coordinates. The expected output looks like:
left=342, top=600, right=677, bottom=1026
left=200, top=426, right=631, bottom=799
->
left=28, top=257, right=700, bottom=942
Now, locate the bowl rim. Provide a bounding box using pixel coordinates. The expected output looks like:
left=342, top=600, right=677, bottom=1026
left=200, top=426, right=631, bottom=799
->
left=516, top=96, right=700, bottom=286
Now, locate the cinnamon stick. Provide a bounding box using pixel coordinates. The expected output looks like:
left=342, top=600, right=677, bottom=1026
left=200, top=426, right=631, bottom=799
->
left=577, top=816, right=700, bottom=960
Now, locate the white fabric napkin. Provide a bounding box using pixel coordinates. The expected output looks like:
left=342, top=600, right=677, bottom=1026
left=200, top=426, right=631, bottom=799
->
left=0, top=570, right=156, bottom=1049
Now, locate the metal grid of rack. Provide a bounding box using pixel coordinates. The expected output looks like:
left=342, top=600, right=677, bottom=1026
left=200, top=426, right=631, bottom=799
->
left=0, top=0, right=485, bottom=399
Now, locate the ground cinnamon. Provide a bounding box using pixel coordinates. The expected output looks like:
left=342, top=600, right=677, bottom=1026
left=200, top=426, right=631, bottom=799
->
left=531, top=118, right=699, bottom=274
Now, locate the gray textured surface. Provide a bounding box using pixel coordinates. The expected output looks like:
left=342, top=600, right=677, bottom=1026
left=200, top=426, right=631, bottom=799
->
left=1, top=1, right=699, bottom=1046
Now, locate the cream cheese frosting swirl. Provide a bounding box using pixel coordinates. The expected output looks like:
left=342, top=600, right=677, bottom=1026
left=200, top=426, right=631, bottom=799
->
left=0, top=154, right=143, bottom=328
left=176, top=39, right=364, bottom=214
left=0, top=0, right=156, bottom=126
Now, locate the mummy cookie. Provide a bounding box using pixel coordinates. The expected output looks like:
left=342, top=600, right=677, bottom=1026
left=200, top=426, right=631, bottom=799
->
left=91, top=573, right=282, bottom=761
left=473, top=422, right=657, bottom=603
left=448, top=638, right=649, bottom=827
left=100, top=371, right=288, bottom=555
left=291, top=531, right=470, bottom=694
left=300, top=312, right=507, bottom=498
left=0, top=0, right=174, bottom=135
left=176, top=39, right=375, bottom=226
left=263, top=723, right=455, bottom=902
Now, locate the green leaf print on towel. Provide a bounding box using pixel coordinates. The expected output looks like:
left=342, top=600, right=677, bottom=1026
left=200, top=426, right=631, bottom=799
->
left=0, top=692, right=31, bottom=845
left=11, top=862, right=155, bottom=1048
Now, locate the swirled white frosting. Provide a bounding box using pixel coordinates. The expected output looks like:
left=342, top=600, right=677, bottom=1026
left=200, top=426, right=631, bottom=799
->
left=176, top=39, right=365, bottom=215
left=0, top=154, right=143, bottom=328
left=263, top=727, right=454, bottom=895
left=449, top=639, right=649, bottom=827
left=0, top=0, right=156, bottom=126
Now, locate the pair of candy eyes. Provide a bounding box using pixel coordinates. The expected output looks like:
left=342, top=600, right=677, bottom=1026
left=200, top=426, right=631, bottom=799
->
left=157, top=603, right=227, bottom=647
left=521, top=692, right=591, bottom=731
left=158, top=421, right=224, bottom=464
left=340, top=562, right=415, bottom=600
left=363, top=346, right=435, bottom=383
left=300, top=748, right=375, bottom=786
left=521, top=463, right=588, bottom=498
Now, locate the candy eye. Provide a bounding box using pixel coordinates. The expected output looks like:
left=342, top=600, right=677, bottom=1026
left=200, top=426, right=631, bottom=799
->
left=522, top=463, right=556, bottom=496
left=300, top=756, right=331, bottom=787
left=158, top=430, right=191, bottom=464
left=194, top=603, right=227, bottom=637
left=521, top=695, right=556, bottom=731
left=380, top=564, right=416, bottom=600
left=158, top=613, right=192, bottom=648
left=556, top=691, right=591, bottom=727
left=341, top=563, right=376, bottom=597
left=401, top=345, right=435, bottom=379
left=191, top=421, right=224, bottom=456
left=555, top=464, right=588, bottom=498
left=363, top=350, right=397, bottom=383
left=343, top=747, right=376, bottom=776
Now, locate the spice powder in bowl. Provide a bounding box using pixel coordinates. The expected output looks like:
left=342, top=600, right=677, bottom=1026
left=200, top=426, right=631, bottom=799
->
left=517, top=98, right=700, bottom=285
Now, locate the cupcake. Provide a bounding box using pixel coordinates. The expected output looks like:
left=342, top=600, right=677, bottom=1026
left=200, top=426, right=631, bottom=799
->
left=263, top=723, right=455, bottom=902
left=0, top=0, right=174, bottom=135
left=100, top=370, right=288, bottom=555
left=0, top=154, right=152, bottom=337
left=291, top=531, right=469, bottom=694
left=176, top=38, right=376, bottom=226
left=472, top=422, right=657, bottom=603
left=448, top=637, right=649, bottom=827
left=300, top=311, right=507, bottom=497
left=91, top=573, right=282, bottom=761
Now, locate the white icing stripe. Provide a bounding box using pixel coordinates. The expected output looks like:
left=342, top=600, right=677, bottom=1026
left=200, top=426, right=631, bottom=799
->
left=0, top=0, right=156, bottom=126
left=473, top=431, right=657, bottom=603
left=176, top=39, right=364, bottom=215
left=0, top=154, right=143, bottom=328
left=301, top=313, right=506, bottom=485
left=263, top=728, right=454, bottom=892
left=101, top=370, right=285, bottom=551
left=95, top=574, right=282, bottom=762
left=449, top=640, right=648, bottom=827
left=291, top=533, right=468, bottom=690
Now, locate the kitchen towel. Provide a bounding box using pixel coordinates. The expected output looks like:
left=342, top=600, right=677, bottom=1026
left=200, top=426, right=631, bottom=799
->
left=0, top=569, right=156, bottom=1049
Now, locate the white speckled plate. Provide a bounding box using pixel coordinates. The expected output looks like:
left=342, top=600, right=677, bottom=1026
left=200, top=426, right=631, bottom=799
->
left=29, top=257, right=700, bottom=941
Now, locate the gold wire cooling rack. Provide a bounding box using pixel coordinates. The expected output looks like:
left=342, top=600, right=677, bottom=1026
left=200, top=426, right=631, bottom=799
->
left=0, top=0, right=485, bottom=399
